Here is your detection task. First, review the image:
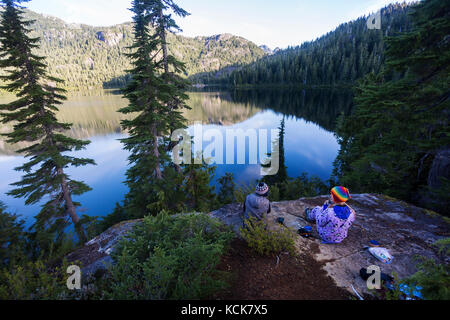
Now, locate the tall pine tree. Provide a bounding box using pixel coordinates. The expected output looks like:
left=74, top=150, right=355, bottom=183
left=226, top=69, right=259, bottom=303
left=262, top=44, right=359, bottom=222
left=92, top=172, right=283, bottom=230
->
left=262, top=117, right=288, bottom=187
left=119, top=0, right=190, bottom=217
left=0, top=0, right=95, bottom=244
left=334, top=0, right=450, bottom=213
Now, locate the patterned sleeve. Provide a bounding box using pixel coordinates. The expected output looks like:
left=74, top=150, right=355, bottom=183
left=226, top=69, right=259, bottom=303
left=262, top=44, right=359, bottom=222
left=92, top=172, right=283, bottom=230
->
left=316, top=207, right=334, bottom=228
left=348, top=207, right=356, bottom=224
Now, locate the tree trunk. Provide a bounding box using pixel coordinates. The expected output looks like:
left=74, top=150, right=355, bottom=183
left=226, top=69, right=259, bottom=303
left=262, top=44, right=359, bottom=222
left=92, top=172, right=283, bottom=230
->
left=58, top=167, right=87, bottom=243
left=159, top=8, right=169, bottom=75
left=152, top=124, right=163, bottom=180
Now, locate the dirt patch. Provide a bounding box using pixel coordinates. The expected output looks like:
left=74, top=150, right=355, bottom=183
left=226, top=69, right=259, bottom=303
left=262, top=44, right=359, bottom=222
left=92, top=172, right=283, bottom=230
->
left=214, top=239, right=352, bottom=300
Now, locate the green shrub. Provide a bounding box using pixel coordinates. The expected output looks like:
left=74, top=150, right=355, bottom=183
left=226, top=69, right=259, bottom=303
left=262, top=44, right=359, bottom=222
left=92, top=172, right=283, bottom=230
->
left=0, top=259, right=75, bottom=300
left=240, top=217, right=296, bottom=256
left=402, top=257, right=450, bottom=300
left=399, top=239, right=450, bottom=300
left=103, top=212, right=234, bottom=300
left=0, top=203, right=27, bottom=269
left=217, top=173, right=236, bottom=206
left=383, top=239, right=450, bottom=300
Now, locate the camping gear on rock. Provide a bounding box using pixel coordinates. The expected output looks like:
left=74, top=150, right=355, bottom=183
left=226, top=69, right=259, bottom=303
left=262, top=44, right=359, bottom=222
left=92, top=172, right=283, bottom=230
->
left=351, top=285, right=364, bottom=300
left=360, top=268, right=394, bottom=283
left=399, top=284, right=423, bottom=300
left=359, top=268, right=423, bottom=299
left=368, top=247, right=393, bottom=264
left=298, top=226, right=313, bottom=238
left=277, top=217, right=285, bottom=225
left=369, top=240, right=381, bottom=247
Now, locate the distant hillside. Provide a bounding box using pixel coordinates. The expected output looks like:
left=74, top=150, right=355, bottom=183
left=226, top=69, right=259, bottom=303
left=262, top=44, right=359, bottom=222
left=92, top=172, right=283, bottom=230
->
left=0, top=10, right=266, bottom=91
left=193, top=3, right=414, bottom=87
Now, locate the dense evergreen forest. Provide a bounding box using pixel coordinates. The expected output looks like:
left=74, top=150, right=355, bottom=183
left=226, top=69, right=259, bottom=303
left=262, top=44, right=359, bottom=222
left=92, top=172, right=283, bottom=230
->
left=334, top=0, right=450, bottom=214
left=193, top=3, right=414, bottom=87
left=0, top=9, right=266, bottom=90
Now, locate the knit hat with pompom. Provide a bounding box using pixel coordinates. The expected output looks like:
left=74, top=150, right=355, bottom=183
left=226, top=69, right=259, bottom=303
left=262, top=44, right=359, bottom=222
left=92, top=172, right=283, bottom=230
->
left=256, top=182, right=269, bottom=196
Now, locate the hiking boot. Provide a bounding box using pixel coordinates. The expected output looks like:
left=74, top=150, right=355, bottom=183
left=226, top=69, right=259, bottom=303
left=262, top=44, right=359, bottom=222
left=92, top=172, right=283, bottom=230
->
left=304, top=208, right=315, bottom=223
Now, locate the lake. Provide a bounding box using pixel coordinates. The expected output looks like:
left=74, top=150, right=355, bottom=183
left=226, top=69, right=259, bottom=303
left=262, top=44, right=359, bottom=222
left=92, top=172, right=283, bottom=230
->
left=0, top=89, right=353, bottom=225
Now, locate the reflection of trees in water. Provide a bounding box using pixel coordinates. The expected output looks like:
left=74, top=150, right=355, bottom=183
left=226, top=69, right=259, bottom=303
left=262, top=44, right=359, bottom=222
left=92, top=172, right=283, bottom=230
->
left=0, top=91, right=261, bottom=155
left=184, top=91, right=260, bottom=126
left=0, top=89, right=351, bottom=154
left=228, top=89, right=354, bottom=132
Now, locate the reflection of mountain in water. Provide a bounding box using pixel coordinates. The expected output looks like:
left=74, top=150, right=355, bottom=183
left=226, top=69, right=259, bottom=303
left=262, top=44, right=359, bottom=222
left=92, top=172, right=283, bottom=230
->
left=0, top=89, right=350, bottom=155
left=0, top=91, right=260, bottom=155
left=228, top=89, right=354, bottom=132
left=185, top=92, right=260, bottom=126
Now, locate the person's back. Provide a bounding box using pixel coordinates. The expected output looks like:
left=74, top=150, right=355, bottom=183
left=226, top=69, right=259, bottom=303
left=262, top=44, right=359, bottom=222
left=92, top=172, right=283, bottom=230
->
left=314, top=202, right=356, bottom=244
left=243, top=183, right=271, bottom=221
left=306, top=186, right=356, bottom=244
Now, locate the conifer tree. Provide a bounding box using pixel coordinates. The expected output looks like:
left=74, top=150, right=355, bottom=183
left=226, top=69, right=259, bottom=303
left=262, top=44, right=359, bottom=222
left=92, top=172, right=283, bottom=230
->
left=0, top=0, right=95, bottom=244
left=0, top=202, right=27, bottom=269
left=217, top=173, right=236, bottom=205
left=153, top=0, right=190, bottom=172
left=334, top=0, right=449, bottom=212
left=262, top=117, right=288, bottom=189
left=119, top=0, right=190, bottom=217
left=182, top=160, right=216, bottom=213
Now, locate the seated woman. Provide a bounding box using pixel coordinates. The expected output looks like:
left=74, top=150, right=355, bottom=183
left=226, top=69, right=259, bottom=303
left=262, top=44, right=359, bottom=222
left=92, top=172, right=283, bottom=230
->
left=305, top=186, right=356, bottom=244
left=243, top=182, right=271, bottom=227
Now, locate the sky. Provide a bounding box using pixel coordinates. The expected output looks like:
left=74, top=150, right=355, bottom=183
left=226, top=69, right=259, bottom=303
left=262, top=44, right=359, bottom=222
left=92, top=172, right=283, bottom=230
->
left=26, top=0, right=416, bottom=49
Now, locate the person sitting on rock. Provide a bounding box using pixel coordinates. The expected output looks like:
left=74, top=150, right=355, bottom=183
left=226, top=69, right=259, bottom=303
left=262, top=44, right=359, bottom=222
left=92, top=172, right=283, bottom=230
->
left=305, top=186, right=356, bottom=244
left=243, top=182, right=271, bottom=226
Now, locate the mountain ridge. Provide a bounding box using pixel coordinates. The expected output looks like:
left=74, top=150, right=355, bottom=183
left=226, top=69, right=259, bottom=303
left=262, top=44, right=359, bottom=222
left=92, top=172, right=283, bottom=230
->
left=192, top=3, right=415, bottom=86
left=0, top=9, right=267, bottom=90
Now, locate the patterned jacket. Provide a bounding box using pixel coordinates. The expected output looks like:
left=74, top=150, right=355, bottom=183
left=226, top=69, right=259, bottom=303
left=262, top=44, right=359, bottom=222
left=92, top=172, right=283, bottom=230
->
left=310, top=203, right=356, bottom=244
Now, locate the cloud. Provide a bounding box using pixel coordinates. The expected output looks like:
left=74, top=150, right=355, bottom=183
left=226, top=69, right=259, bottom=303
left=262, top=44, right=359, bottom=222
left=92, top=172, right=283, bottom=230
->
left=29, top=0, right=133, bottom=27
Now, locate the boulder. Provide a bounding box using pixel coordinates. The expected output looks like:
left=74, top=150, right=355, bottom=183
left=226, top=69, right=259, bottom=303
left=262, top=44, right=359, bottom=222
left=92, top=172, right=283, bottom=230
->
left=66, top=219, right=141, bottom=278
left=68, top=194, right=449, bottom=297
left=210, top=194, right=449, bottom=296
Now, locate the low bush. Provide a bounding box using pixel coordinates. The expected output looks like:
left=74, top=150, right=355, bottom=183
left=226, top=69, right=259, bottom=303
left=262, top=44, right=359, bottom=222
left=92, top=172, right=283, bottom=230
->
left=103, top=212, right=234, bottom=300
left=382, top=239, right=450, bottom=300
left=400, top=239, right=450, bottom=300
left=0, top=259, right=75, bottom=300
left=240, top=217, right=296, bottom=256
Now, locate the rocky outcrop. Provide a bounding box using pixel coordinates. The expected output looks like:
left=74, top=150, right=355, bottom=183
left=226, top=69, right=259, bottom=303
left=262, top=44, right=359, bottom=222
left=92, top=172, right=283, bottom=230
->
left=210, top=194, right=449, bottom=296
left=66, top=220, right=141, bottom=277
left=259, top=45, right=273, bottom=55
left=96, top=31, right=124, bottom=46
left=68, top=194, right=449, bottom=297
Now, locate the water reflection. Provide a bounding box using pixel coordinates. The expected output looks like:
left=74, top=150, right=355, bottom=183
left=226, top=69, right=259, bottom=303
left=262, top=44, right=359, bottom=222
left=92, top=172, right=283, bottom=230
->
left=228, top=88, right=354, bottom=131
left=0, top=89, right=352, bottom=223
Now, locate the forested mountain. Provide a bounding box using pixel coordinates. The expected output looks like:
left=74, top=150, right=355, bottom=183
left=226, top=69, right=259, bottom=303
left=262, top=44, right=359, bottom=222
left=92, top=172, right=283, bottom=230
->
left=195, top=3, right=414, bottom=87
left=0, top=10, right=266, bottom=90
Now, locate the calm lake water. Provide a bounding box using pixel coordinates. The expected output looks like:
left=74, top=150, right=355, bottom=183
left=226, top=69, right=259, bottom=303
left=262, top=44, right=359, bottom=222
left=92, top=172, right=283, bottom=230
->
left=0, top=89, right=353, bottom=225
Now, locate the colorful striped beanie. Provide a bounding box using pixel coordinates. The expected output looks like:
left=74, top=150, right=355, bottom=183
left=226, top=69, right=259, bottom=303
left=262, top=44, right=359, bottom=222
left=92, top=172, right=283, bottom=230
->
left=331, top=186, right=351, bottom=203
